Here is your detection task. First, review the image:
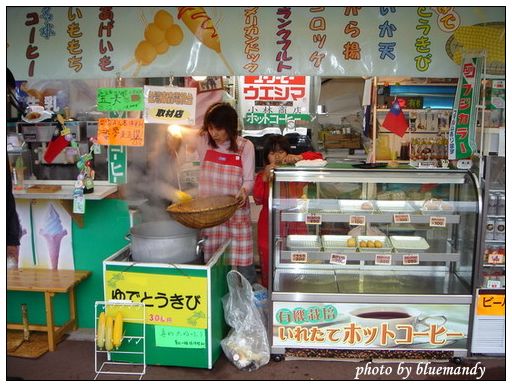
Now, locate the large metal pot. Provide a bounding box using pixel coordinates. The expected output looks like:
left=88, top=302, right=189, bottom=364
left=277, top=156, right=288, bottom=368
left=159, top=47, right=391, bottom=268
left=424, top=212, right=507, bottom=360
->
left=127, top=220, right=204, bottom=264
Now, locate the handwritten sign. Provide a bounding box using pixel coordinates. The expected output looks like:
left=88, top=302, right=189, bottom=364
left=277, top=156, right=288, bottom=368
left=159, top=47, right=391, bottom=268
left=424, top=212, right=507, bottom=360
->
left=476, top=293, right=505, bottom=316
left=98, top=118, right=144, bottom=146
left=97, top=87, right=144, bottom=111
left=144, top=85, right=196, bottom=125
left=154, top=326, right=206, bottom=349
left=330, top=254, right=347, bottom=265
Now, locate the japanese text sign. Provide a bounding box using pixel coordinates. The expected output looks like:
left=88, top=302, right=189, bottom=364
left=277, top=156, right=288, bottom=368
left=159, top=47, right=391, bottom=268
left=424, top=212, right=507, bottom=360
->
left=98, top=118, right=144, bottom=146
left=97, top=87, right=144, bottom=111
left=105, top=270, right=208, bottom=329
left=448, top=55, right=482, bottom=160
left=154, top=326, right=206, bottom=349
left=476, top=293, right=505, bottom=316
left=108, top=145, right=127, bottom=184
left=144, top=86, right=196, bottom=125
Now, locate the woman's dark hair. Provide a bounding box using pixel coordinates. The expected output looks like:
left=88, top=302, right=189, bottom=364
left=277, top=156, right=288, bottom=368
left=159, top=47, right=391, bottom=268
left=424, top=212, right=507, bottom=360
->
left=202, top=102, right=239, bottom=152
left=262, top=135, right=290, bottom=165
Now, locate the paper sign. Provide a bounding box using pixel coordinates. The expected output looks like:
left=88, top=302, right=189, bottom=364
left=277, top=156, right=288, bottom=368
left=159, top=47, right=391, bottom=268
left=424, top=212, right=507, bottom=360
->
left=330, top=254, right=347, bottom=265
left=403, top=254, right=420, bottom=265
left=488, top=253, right=505, bottom=264
left=97, top=87, right=144, bottom=111
left=375, top=254, right=392, bottom=265
left=108, top=145, right=127, bottom=184
left=144, top=86, right=196, bottom=125
left=430, top=216, right=447, bottom=227
left=291, top=252, right=308, bottom=263
left=393, top=214, right=411, bottom=223
left=349, top=215, right=366, bottom=226
left=476, top=293, right=505, bottom=316
left=97, top=118, right=144, bottom=146
left=306, top=213, right=322, bottom=225
left=154, top=326, right=206, bottom=349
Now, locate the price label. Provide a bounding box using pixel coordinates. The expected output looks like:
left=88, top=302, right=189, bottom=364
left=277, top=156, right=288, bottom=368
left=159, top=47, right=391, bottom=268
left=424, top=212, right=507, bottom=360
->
left=291, top=252, right=308, bottom=263
left=92, top=143, right=102, bottom=154
left=486, top=280, right=502, bottom=289
left=393, top=214, right=411, bottom=223
left=403, top=254, right=419, bottom=265
left=488, top=254, right=505, bottom=264
left=306, top=213, right=322, bottom=225
left=430, top=216, right=447, bottom=227
left=330, top=254, right=347, bottom=265
left=349, top=215, right=366, bottom=226
left=375, top=254, right=392, bottom=265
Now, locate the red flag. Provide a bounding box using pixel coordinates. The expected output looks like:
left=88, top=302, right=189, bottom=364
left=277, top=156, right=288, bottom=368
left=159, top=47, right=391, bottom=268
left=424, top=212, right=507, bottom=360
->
left=43, top=115, right=71, bottom=163
left=382, top=100, right=409, bottom=137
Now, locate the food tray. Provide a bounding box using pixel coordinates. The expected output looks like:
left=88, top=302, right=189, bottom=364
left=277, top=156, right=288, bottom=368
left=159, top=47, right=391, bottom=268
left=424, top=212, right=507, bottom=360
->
left=321, top=235, right=357, bottom=252
left=356, top=236, right=392, bottom=252
left=375, top=200, right=416, bottom=213
left=286, top=235, right=321, bottom=251
left=390, top=236, right=430, bottom=251
left=338, top=200, right=375, bottom=213
left=306, top=199, right=340, bottom=213
left=25, top=184, right=62, bottom=193
left=420, top=200, right=455, bottom=214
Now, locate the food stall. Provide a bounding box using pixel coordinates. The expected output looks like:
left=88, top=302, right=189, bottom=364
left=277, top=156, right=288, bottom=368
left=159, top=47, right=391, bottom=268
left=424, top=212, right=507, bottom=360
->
left=268, top=164, right=480, bottom=360
left=6, top=6, right=505, bottom=362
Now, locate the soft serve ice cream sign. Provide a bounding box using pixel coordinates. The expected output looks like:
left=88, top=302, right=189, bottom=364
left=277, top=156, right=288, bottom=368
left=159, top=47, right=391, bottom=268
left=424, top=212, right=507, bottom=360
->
left=30, top=201, right=74, bottom=270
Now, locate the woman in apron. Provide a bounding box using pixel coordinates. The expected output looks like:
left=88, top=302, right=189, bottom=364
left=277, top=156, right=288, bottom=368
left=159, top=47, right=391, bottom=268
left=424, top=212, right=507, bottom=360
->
left=195, top=102, right=257, bottom=283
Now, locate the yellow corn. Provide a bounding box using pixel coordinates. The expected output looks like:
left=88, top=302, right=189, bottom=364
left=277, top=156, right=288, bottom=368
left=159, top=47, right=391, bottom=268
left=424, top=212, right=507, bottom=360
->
left=96, top=312, right=106, bottom=349
left=452, top=25, right=504, bottom=64
left=105, top=315, right=114, bottom=351
left=113, top=311, right=124, bottom=349
left=176, top=190, right=193, bottom=203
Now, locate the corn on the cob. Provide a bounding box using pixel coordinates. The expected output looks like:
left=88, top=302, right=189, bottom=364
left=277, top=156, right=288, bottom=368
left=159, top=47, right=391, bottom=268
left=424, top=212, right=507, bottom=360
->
left=96, top=312, right=106, bottom=349
left=105, top=315, right=114, bottom=351
left=452, top=25, right=504, bottom=64
left=113, top=312, right=124, bottom=349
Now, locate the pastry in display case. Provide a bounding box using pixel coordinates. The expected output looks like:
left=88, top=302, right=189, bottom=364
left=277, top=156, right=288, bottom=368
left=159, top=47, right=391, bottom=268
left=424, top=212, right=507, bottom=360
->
left=268, top=164, right=480, bottom=359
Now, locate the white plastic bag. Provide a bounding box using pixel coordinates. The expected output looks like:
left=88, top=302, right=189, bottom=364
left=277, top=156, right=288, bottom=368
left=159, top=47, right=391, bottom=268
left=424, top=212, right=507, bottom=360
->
left=221, top=270, right=270, bottom=371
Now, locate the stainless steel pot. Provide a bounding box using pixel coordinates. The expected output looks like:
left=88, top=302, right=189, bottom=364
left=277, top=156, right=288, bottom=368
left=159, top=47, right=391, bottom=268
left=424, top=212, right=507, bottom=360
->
left=127, top=220, right=205, bottom=264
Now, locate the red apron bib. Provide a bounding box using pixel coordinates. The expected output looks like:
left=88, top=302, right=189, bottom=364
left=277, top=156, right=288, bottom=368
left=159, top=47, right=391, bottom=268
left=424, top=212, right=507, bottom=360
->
left=199, top=142, right=253, bottom=266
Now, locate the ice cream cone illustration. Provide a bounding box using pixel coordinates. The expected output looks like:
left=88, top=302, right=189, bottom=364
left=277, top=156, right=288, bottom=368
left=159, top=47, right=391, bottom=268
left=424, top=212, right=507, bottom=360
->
left=40, top=204, right=68, bottom=270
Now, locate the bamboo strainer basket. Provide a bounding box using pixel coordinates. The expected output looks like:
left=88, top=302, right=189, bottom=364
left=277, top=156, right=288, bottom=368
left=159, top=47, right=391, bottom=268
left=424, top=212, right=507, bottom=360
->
left=167, top=195, right=239, bottom=229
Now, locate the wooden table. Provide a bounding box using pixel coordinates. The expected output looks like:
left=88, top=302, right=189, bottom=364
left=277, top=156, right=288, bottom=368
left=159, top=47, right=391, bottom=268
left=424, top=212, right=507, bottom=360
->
left=7, top=269, right=91, bottom=351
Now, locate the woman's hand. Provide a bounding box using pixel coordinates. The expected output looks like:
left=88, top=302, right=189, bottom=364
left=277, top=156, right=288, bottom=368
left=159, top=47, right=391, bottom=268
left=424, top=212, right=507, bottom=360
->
left=235, top=187, right=248, bottom=208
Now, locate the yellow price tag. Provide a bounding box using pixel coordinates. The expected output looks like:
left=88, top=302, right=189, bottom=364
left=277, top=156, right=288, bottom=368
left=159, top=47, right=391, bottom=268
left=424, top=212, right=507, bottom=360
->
left=476, top=293, right=505, bottom=316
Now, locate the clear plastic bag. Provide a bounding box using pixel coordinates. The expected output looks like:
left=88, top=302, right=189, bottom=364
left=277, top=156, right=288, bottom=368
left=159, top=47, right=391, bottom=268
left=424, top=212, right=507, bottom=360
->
left=221, top=270, right=270, bottom=371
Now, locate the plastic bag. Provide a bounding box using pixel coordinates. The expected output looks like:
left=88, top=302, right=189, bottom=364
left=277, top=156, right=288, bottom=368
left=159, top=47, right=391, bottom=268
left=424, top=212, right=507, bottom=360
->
left=221, top=270, right=270, bottom=371
left=252, top=283, right=268, bottom=326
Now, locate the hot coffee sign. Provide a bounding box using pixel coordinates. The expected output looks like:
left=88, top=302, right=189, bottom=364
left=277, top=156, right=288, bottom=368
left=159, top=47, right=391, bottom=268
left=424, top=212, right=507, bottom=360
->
left=273, top=302, right=469, bottom=350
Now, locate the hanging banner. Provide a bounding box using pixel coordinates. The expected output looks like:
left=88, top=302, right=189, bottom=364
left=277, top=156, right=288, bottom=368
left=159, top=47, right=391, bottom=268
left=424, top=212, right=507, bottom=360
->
left=143, top=86, right=197, bottom=125
left=448, top=55, right=483, bottom=160
left=239, top=76, right=311, bottom=125
left=97, top=118, right=145, bottom=146
left=108, top=145, right=127, bottom=184
left=6, top=7, right=505, bottom=80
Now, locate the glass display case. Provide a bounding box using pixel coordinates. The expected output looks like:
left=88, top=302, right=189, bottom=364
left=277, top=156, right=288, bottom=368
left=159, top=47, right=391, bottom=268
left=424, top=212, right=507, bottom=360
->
left=268, top=164, right=480, bottom=358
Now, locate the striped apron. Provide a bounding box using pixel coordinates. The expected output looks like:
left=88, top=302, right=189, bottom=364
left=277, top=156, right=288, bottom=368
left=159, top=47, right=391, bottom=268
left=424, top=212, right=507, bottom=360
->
left=199, top=141, right=253, bottom=266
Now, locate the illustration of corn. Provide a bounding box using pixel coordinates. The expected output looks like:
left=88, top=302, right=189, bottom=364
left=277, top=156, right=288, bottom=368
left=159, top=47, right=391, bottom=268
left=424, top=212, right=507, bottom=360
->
left=447, top=23, right=504, bottom=74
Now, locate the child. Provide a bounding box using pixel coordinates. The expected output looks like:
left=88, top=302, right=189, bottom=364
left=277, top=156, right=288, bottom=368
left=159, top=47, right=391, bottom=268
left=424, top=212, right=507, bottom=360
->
left=253, top=135, right=323, bottom=288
